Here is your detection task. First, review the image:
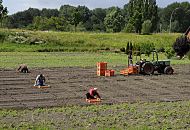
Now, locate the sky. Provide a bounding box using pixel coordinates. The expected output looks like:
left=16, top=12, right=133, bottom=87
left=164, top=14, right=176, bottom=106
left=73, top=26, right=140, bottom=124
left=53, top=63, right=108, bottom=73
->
left=4, top=0, right=189, bottom=15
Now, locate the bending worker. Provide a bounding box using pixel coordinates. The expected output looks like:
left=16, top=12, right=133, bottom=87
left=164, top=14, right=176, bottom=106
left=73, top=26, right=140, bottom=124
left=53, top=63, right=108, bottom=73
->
left=17, top=64, right=29, bottom=73
left=86, top=87, right=101, bottom=99
left=34, top=74, right=46, bottom=86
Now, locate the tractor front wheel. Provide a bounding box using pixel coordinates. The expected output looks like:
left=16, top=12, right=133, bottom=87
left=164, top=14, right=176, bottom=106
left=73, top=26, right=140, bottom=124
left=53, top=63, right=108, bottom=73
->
left=164, top=66, right=174, bottom=75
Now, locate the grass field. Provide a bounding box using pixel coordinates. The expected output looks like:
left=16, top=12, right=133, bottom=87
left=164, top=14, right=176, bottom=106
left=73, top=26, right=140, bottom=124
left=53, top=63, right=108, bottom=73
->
left=0, top=29, right=180, bottom=52
left=0, top=52, right=190, bottom=69
left=0, top=101, right=190, bottom=129
left=0, top=29, right=190, bottom=129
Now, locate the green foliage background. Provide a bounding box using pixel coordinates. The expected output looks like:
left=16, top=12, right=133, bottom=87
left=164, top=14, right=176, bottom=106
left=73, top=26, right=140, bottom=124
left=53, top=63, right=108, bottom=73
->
left=0, top=29, right=180, bottom=53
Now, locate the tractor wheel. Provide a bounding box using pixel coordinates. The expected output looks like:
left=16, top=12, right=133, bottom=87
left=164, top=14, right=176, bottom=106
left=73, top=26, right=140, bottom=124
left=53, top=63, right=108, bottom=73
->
left=164, top=66, right=174, bottom=75
left=142, top=62, right=154, bottom=75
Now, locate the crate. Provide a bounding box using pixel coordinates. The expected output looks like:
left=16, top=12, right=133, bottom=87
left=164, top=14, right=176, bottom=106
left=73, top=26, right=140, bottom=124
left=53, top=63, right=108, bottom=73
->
left=120, top=66, right=139, bottom=75
left=97, top=68, right=107, bottom=72
left=128, top=66, right=138, bottom=74
left=120, top=69, right=128, bottom=75
left=105, top=70, right=115, bottom=77
left=97, top=62, right=107, bottom=70
left=97, top=70, right=105, bottom=76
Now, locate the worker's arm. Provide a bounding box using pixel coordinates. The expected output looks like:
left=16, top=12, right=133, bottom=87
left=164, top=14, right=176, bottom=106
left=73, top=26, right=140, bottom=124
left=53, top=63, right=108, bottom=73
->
left=17, top=66, right=21, bottom=71
left=95, top=92, right=101, bottom=99
left=43, top=76, right=46, bottom=82
left=35, top=75, right=40, bottom=84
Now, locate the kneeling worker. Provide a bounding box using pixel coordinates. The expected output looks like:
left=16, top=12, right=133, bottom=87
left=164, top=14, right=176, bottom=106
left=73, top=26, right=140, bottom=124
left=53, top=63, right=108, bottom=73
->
left=86, top=87, right=101, bottom=99
left=17, top=64, right=29, bottom=73
left=34, top=74, right=46, bottom=86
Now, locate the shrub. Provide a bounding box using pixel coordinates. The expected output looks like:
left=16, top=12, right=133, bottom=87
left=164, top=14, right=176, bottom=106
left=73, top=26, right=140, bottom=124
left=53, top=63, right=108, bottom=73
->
left=157, top=47, right=165, bottom=53
left=120, top=47, right=125, bottom=53
left=165, top=47, right=175, bottom=59
left=141, top=20, right=152, bottom=35
left=0, top=31, right=7, bottom=42
left=123, top=23, right=135, bottom=33
left=140, top=43, right=155, bottom=56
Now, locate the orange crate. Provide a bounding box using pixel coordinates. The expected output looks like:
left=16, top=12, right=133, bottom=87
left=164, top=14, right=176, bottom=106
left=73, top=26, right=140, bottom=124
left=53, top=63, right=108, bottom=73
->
left=97, top=68, right=107, bottom=71
left=97, top=62, right=107, bottom=70
left=128, top=66, right=138, bottom=74
left=97, top=70, right=105, bottom=76
left=105, top=70, right=115, bottom=77
left=110, top=70, right=115, bottom=76
left=120, top=69, right=128, bottom=75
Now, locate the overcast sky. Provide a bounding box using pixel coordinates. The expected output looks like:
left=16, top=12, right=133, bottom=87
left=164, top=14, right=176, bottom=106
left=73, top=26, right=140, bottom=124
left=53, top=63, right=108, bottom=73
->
left=4, top=0, right=189, bottom=15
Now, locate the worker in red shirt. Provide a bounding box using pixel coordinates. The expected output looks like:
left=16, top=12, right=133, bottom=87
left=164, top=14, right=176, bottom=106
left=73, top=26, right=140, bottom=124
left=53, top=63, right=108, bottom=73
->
left=86, top=87, right=101, bottom=99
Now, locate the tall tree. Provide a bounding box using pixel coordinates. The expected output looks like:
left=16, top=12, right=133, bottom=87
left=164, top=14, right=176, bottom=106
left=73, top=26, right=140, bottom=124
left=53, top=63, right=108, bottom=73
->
left=59, top=5, right=76, bottom=22
left=41, top=8, right=59, bottom=18
left=125, top=0, right=159, bottom=33
left=8, top=8, right=40, bottom=28
left=159, top=2, right=190, bottom=32
left=71, top=8, right=81, bottom=32
left=0, top=0, right=8, bottom=27
left=90, top=8, right=106, bottom=31
left=104, top=8, right=125, bottom=32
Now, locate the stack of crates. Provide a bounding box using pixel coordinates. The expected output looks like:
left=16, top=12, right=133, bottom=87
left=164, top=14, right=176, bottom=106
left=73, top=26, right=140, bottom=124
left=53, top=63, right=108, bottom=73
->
left=97, top=62, right=107, bottom=76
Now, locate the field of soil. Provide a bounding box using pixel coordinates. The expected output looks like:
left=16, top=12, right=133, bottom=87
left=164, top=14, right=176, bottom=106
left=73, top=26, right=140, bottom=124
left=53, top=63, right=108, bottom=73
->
left=0, top=65, right=190, bottom=109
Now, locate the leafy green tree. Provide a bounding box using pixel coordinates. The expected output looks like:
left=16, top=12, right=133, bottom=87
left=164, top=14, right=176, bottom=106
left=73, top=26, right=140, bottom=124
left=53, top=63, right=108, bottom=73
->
left=8, top=8, right=40, bottom=28
left=133, top=10, right=142, bottom=34
left=123, top=22, right=135, bottom=33
left=33, top=16, right=49, bottom=30
left=0, top=0, right=8, bottom=27
left=77, top=6, right=91, bottom=23
left=104, top=8, right=125, bottom=32
left=159, top=2, right=190, bottom=33
left=71, top=8, right=81, bottom=32
left=33, top=16, right=69, bottom=31
left=125, top=0, right=159, bottom=33
left=59, top=5, right=76, bottom=23
left=41, top=8, right=59, bottom=18
left=90, top=8, right=106, bottom=31
left=77, top=6, right=92, bottom=31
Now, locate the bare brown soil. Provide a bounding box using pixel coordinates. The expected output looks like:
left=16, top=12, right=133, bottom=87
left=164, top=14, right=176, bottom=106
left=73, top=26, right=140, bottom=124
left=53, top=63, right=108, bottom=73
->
left=0, top=65, right=190, bottom=109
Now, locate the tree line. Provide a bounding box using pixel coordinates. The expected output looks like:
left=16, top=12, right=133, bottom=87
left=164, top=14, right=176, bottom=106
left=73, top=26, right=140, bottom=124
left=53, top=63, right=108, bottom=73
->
left=2, top=0, right=190, bottom=33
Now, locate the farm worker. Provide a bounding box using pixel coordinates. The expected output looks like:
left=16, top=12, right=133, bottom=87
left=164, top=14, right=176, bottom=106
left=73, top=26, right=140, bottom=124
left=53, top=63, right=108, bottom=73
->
left=34, top=74, right=46, bottom=86
left=17, top=64, right=29, bottom=73
left=86, top=87, right=101, bottom=99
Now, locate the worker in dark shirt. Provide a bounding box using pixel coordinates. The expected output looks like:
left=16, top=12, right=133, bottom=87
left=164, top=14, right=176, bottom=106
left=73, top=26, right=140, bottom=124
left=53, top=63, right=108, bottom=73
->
left=86, top=88, right=101, bottom=99
left=17, top=64, right=29, bottom=73
left=34, top=74, right=46, bottom=86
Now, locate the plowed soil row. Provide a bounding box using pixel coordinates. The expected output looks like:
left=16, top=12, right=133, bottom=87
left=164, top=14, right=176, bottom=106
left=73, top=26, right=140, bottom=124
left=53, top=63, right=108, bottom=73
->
left=0, top=65, right=190, bottom=109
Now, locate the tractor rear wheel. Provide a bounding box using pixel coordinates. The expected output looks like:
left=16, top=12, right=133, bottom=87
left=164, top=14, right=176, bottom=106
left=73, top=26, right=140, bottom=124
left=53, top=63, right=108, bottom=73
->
left=164, top=66, right=174, bottom=75
left=142, top=62, right=154, bottom=75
